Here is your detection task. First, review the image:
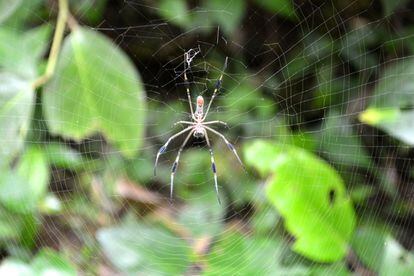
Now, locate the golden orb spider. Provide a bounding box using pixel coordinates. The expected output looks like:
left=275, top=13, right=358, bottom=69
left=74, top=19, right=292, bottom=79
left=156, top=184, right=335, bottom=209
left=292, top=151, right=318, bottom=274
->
left=154, top=50, right=245, bottom=204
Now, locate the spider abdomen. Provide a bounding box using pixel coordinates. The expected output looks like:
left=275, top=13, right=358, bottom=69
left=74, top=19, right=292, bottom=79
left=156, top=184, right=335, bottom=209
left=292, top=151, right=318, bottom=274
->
left=193, top=125, right=205, bottom=138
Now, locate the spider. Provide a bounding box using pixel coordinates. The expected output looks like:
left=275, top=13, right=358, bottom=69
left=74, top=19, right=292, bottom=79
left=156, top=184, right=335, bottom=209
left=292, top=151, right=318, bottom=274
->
left=154, top=50, right=245, bottom=204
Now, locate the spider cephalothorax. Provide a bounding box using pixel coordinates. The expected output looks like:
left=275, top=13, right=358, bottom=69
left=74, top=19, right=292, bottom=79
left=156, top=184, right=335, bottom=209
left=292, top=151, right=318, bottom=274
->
left=154, top=50, right=245, bottom=204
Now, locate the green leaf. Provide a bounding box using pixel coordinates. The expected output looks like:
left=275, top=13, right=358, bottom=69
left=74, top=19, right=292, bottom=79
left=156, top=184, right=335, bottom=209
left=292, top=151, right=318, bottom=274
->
left=32, top=249, right=76, bottom=276
left=338, top=24, right=378, bottom=71
left=255, top=0, right=296, bottom=20
left=43, top=27, right=146, bottom=158
left=1, top=0, right=44, bottom=30
left=0, top=73, right=34, bottom=164
left=204, top=231, right=285, bottom=275
left=18, top=147, right=49, bottom=200
left=381, top=0, right=410, bottom=16
left=319, top=111, right=372, bottom=169
left=0, top=0, right=22, bottom=24
left=360, top=107, right=414, bottom=146
left=244, top=140, right=356, bottom=262
left=205, top=231, right=310, bottom=275
left=0, top=207, right=23, bottom=240
left=251, top=205, right=280, bottom=235
left=97, top=220, right=191, bottom=275
left=0, top=147, right=49, bottom=214
left=43, top=142, right=85, bottom=170
left=0, top=24, right=51, bottom=79
left=310, top=262, right=350, bottom=276
left=359, top=58, right=414, bottom=146
left=158, top=0, right=191, bottom=27
left=351, top=226, right=386, bottom=272
left=71, top=0, right=108, bottom=23
left=177, top=193, right=225, bottom=237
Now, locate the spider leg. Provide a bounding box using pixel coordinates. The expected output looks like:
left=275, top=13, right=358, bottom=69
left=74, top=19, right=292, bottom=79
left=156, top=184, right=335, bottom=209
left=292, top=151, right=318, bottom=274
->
left=173, top=121, right=194, bottom=126
left=170, top=129, right=194, bottom=202
left=154, top=126, right=193, bottom=176
left=204, top=126, right=245, bottom=170
left=204, top=130, right=221, bottom=205
left=203, top=57, right=228, bottom=121
left=202, top=120, right=228, bottom=128
left=184, top=52, right=196, bottom=120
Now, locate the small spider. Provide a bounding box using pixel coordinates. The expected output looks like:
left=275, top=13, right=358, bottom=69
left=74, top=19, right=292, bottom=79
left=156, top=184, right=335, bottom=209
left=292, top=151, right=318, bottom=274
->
left=154, top=50, right=245, bottom=204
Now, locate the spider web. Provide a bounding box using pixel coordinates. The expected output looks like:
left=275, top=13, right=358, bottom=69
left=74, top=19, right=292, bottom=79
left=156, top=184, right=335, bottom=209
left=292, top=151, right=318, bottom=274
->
left=7, top=0, right=414, bottom=274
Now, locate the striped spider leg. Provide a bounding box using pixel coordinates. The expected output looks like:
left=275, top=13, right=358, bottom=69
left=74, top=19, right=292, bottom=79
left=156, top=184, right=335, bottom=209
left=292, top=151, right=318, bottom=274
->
left=154, top=54, right=244, bottom=203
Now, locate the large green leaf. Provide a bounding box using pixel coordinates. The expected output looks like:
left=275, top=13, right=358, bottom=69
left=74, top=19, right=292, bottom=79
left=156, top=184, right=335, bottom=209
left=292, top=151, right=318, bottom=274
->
left=43, top=27, right=146, bottom=158
left=359, top=58, right=414, bottom=146
left=97, top=220, right=191, bottom=275
left=0, top=147, right=49, bottom=214
left=244, top=140, right=356, bottom=262
left=0, top=73, right=34, bottom=163
left=0, top=0, right=22, bottom=24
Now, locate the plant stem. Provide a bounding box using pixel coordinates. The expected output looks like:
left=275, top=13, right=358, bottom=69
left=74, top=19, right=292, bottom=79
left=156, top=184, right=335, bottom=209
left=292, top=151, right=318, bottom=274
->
left=32, top=0, right=68, bottom=89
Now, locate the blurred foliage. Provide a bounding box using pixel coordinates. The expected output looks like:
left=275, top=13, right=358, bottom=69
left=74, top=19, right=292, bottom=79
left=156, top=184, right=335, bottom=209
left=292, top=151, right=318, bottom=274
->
left=0, top=0, right=414, bottom=275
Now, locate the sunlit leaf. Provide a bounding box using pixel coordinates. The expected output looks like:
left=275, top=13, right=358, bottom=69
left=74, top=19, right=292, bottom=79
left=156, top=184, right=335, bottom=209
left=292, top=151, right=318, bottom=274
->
left=244, top=140, right=356, bottom=262
left=43, top=27, right=146, bottom=158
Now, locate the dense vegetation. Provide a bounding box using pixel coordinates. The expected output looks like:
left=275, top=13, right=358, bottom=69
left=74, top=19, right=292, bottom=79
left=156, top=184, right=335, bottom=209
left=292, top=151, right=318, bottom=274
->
left=1, top=0, right=414, bottom=274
